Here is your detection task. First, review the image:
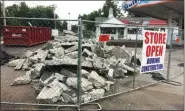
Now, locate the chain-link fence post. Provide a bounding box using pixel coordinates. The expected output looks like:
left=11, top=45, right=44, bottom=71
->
left=77, top=18, right=82, bottom=110
left=133, top=27, right=139, bottom=89
left=166, top=28, right=174, bottom=81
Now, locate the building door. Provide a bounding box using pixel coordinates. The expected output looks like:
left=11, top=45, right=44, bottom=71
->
left=118, top=30, right=124, bottom=38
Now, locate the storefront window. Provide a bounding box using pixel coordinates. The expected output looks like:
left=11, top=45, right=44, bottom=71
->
left=128, top=28, right=137, bottom=34
left=160, top=28, right=165, bottom=32
left=145, top=28, right=159, bottom=31
left=128, top=28, right=142, bottom=34
left=101, top=28, right=116, bottom=34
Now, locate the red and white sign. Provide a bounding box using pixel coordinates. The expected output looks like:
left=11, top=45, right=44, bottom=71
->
left=140, top=30, right=167, bottom=73
left=98, top=34, right=110, bottom=42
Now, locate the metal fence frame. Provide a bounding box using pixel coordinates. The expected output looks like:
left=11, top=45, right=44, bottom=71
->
left=0, top=16, right=184, bottom=110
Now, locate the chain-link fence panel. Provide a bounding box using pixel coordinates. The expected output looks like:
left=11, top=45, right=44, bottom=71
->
left=1, top=17, right=183, bottom=110
left=168, top=28, right=184, bottom=79
left=80, top=20, right=137, bottom=105
left=1, top=17, right=81, bottom=108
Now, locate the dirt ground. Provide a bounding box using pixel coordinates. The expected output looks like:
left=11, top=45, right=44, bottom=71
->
left=1, top=42, right=184, bottom=110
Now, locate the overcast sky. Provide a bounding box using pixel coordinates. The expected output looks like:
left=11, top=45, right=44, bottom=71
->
left=4, top=1, right=125, bottom=19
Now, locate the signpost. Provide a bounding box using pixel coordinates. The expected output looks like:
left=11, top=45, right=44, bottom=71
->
left=140, top=30, right=167, bottom=73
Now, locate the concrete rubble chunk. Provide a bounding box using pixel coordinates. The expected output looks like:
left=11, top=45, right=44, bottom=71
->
left=30, top=49, right=48, bottom=63
left=103, top=59, right=110, bottom=69
left=61, top=93, right=74, bottom=103
left=61, top=68, right=76, bottom=77
left=82, top=94, right=91, bottom=103
left=60, top=42, right=77, bottom=47
left=31, top=79, right=44, bottom=94
left=93, top=57, right=104, bottom=69
left=8, top=59, right=23, bottom=67
left=113, top=68, right=126, bottom=78
left=36, top=85, right=63, bottom=103
left=41, top=75, right=55, bottom=85
left=52, top=42, right=62, bottom=48
left=99, top=69, right=109, bottom=76
left=107, top=69, right=114, bottom=80
left=30, top=63, right=45, bottom=79
left=88, top=71, right=106, bottom=88
left=49, top=79, right=71, bottom=92
left=63, top=30, right=77, bottom=36
left=104, top=46, right=114, bottom=53
left=65, top=35, right=78, bottom=42
left=109, top=56, right=117, bottom=64
left=82, top=48, right=92, bottom=57
left=65, top=45, right=78, bottom=54
left=65, top=77, right=74, bottom=88
left=43, top=42, right=54, bottom=50
left=14, top=59, right=25, bottom=70
left=65, top=51, right=78, bottom=59
left=29, top=56, right=38, bottom=63
left=66, top=77, right=93, bottom=92
left=22, top=59, right=32, bottom=70
left=109, top=46, right=131, bottom=62
left=82, top=43, right=93, bottom=52
left=93, top=45, right=105, bottom=58
left=81, top=69, right=90, bottom=79
left=25, top=50, right=34, bottom=58
left=72, top=94, right=91, bottom=104
left=44, top=58, right=93, bottom=68
left=82, top=61, right=93, bottom=68
left=109, top=64, right=117, bottom=69
left=46, top=53, right=52, bottom=60
left=44, top=58, right=77, bottom=66
left=117, top=59, right=127, bottom=67
left=37, top=50, right=48, bottom=62
left=89, top=89, right=105, bottom=100
left=117, top=63, right=134, bottom=72
left=85, top=57, right=93, bottom=62
left=11, top=71, right=31, bottom=86
left=104, top=81, right=114, bottom=91
left=49, top=47, right=64, bottom=58
left=54, top=73, right=66, bottom=82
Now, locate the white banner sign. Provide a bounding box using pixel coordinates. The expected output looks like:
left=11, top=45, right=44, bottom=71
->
left=140, top=30, right=167, bottom=73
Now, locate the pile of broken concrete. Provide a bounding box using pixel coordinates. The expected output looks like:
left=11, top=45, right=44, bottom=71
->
left=7, top=32, right=141, bottom=104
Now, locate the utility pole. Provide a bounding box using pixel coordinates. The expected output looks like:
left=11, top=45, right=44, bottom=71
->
left=68, top=12, right=70, bottom=30
left=50, top=4, right=57, bottom=29
left=2, top=0, right=6, bottom=26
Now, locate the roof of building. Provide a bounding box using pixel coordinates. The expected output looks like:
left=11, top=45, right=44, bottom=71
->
left=95, top=17, right=171, bottom=26
left=119, top=19, right=168, bottom=26
left=99, top=17, right=126, bottom=27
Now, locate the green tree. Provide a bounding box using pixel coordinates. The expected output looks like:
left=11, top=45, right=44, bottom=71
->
left=102, top=0, right=122, bottom=18
left=80, top=0, right=122, bottom=31
left=3, top=2, right=64, bottom=30
left=62, top=21, right=68, bottom=30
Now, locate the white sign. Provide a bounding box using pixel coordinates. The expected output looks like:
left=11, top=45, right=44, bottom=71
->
left=122, top=0, right=171, bottom=10
left=52, top=29, right=58, bottom=36
left=140, top=30, right=167, bottom=73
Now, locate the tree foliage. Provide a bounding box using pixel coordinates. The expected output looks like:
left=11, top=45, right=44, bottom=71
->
left=1, top=2, right=67, bottom=31
left=80, top=0, right=123, bottom=31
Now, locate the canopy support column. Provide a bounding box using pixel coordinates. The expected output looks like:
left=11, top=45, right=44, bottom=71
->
left=178, top=15, right=183, bottom=45
left=167, top=10, right=173, bottom=46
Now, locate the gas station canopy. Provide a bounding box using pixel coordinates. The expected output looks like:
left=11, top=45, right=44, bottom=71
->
left=122, top=0, right=184, bottom=46
left=122, top=0, right=184, bottom=22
